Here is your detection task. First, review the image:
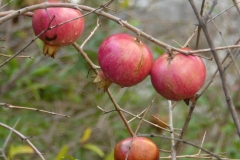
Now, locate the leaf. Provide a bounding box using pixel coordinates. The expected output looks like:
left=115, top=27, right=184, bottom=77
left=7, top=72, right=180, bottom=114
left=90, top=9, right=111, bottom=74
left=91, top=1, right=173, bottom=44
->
left=80, top=127, right=92, bottom=144
left=8, top=145, right=34, bottom=159
left=55, top=145, right=68, bottom=160
left=83, top=143, right=105, bottom=157
left=104, top=150, right=114, bottom=160
left=61, top=155, right=79, bottom=160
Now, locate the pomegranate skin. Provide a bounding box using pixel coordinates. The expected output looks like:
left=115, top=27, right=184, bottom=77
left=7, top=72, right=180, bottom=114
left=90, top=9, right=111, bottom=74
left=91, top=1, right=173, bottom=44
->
left=32, top=2, right=84, bottom=58
left=98, top=33, right=153, bottom=87
left=150, top=48, right=206, bottom=101
left=114, top=137, right=159, bottom=160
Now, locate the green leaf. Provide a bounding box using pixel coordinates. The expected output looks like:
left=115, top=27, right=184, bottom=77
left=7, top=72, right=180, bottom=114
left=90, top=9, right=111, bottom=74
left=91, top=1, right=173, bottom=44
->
left=83, top=143, right=105, bottom=157
left=55, top=145, right=68, bottom=160
left=121, top=0, right=129, bottom=8
left=104, top=150, right=114, bottom=160
left=61, top=155, right=78, bottom=160
left=80, top=127, right=92, bottom=144
left=8, top=145, right=34, bottom=159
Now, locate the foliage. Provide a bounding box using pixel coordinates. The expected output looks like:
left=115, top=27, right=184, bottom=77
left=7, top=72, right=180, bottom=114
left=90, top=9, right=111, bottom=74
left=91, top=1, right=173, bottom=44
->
left=0, top=0, right=240, bottom=160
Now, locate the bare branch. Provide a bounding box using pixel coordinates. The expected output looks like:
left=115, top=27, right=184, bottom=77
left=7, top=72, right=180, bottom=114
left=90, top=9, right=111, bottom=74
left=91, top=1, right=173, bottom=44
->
left=139, top=133, right=222, bottom=160
left=168, top=100, right=176, bottom=160
left=0, top=103, right=69, bottom=118
left=189, top=0, right=240, bottom=137
left=0, top=123, right=45, bottom=160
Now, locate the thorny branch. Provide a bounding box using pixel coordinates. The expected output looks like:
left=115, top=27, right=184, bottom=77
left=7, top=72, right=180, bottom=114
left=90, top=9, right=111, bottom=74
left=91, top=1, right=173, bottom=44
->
left=0, top=3, right=240, bottom=57
left=0, top=0, right=239, bottom=159
left=189, top=0, right=240, bottom=137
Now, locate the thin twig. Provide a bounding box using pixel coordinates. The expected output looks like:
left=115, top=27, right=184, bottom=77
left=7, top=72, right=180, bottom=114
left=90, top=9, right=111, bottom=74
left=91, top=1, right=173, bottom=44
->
left=72, top=18, right=134, bottom=137
left=128, top=108, right=147, bottom=123
left=195, top=0, right=207, bottom=49
left=232, top=0, right=240, bottom=15
left=0, top=53, right=33, bottom=59
left=0, top=123, right=45, bottom=160
left=208, top=15, right=240, bottom=76
left=134, top=97, right=155, bottom=135
left=72, top=19, right=101, bottom=71
left=120, top=108, right=180, bottom=136
left=189, top=0, right=240, bottom=137
left=174, top=96, right=197, bottom=150
left=106, top=89, right=134, bottom=136
left=168, top=100, right=176, bottom=160
left=0, top=119, right=20, bottom=160
left=0, top=103, right=69, bottom=118
left=199, top=39, right=240, bottom=97
left=125, top=98, right=155, bottom=160
left=138, top=133, right=222, bottom=160
left=0, top=16, right=56, bottom=68
left=0, top=4, right=240, bottom=55
left=197, top=131, right=207, bottom=155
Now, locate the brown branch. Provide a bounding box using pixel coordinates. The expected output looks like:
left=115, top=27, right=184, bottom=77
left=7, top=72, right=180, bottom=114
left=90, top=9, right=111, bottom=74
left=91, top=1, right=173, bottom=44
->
left=138, top=133, right=222, bottom=160
left=0, top=11, right=33, bottom=17
left=174, top=96, right=197, bottom=150
left=134, top=97, right=155, bottom=135
left=72, top=19, right=134, bottom=137
left=232, top=0, right=240, bottom=15
left=0, top=123, right=45, bottom=160
left=0, top=103, right=69, bottom=118
left=0, top=4, right=240, bottom=55
left=189, top=0, right=240, bottom=137
left=106, top=89, right=134, bottom=137
left=199, top=39, right=240, bottom=97
left=0, top=53, right=33, bottom=59
left=195, top=0, right=205, bottom=49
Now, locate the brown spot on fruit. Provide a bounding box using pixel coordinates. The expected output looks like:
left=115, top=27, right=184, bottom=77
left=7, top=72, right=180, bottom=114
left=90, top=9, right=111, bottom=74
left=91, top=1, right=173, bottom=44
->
left=45, top=35, right=57, bottom=41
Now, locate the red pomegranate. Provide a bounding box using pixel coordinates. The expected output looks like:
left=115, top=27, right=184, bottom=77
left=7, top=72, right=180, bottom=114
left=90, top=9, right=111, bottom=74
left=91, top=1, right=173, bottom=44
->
left=114, top=137, right=159, bottom=160
left=97, top=33, right=153, bottom=89
left=32, top=0, right=84, bottom=58
left=150, top=48, right=206, bottom=101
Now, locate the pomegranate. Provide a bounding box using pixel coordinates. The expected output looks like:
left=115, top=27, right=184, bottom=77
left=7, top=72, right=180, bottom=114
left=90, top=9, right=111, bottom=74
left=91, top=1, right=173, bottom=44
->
left=97, top=33, right=153, bottom=89
left=114, top=137, right=159, bottom=160
left=32, top=0, right=84, bottom=58
left=150, top=48, right=206, bottom=101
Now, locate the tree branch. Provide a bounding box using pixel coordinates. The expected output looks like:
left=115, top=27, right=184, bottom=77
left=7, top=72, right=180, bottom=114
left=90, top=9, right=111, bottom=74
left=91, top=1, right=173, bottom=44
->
left=189, top=0, right=240, bottom=137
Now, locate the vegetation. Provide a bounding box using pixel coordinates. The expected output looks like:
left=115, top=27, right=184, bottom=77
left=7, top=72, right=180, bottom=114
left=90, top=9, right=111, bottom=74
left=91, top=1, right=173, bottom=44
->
left=0, top=0, right=240, bottom=160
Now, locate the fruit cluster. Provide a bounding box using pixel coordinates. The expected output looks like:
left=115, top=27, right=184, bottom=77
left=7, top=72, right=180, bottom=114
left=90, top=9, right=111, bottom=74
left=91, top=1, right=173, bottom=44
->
left=32, top=1, right=206, bottom=159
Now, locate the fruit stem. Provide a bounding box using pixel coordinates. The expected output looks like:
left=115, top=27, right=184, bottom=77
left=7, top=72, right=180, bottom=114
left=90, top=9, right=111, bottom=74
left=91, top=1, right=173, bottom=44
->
left=167, top=47, right=175, bottom=60
left=134, top=37, right=141, bottom=44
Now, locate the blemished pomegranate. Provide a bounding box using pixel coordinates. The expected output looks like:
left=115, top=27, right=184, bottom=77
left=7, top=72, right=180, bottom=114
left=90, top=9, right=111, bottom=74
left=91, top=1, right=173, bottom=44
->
left=150, top=48, right=206, bottom=101
left=97, top=33, right=153, bottom=89
left=114, top=137, right=159, bottom=160
left=32, top=0, right=84, bottom=58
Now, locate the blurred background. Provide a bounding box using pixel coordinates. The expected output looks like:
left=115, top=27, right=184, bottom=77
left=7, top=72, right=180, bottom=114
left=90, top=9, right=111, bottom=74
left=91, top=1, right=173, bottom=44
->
left=0, top=0, right=240, bottom=159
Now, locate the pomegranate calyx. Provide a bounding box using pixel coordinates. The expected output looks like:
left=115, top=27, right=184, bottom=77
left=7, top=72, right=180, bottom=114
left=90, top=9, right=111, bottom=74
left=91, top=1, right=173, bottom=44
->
left=43, top=43, right=59, bottom=58
left=93, top=71, right=112, bottom=92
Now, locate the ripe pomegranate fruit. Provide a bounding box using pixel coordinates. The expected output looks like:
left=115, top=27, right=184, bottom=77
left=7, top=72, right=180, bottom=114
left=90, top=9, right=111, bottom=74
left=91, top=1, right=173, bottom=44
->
left=150, top=48, right=206, bottom=101
left=32, top=0, right=84, bottom=58
left=97, top=33, right=153, bottom=89
left=114, top=137, right=159, bottom=160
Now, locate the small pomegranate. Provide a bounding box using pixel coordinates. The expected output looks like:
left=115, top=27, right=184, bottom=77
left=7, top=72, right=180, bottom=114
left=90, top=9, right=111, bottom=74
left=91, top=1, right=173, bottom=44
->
left=114, top=137, right=159, bottom=160
left=32, top=0, right=84, bottom=58
left=150, top=48, right=206, bottom=101
left=97, top=33, right=153, bottom=89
